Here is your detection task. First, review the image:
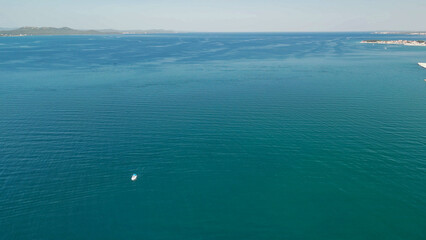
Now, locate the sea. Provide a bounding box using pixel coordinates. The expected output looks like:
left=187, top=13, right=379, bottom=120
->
left=0, top=33, right=425, bottom=239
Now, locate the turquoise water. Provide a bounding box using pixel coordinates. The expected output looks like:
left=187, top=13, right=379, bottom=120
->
left=0, top=33, right=425, bottom=239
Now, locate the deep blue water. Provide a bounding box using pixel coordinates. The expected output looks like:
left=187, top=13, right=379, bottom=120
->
left=1, top=33, right=425, bottom=239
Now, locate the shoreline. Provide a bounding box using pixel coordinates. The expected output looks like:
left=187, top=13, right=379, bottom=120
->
left=361, top=40, right=426, bottom=47
left=374, top=32, right=426, bottom=35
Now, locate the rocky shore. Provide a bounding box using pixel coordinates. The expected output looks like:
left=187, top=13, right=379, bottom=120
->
left=361, top=40, right=426, bottom=46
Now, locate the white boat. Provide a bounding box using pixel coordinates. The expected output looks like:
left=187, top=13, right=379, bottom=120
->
left=418, top=62, right=426, bottom=69
left=131, top=174, right=138, bottom=181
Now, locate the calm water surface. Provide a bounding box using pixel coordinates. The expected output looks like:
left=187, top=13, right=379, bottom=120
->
left=1, top=33, right=425, bottom=239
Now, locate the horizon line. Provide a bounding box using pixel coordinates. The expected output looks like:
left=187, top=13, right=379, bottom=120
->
left=1, top=26, right=425, bottom=33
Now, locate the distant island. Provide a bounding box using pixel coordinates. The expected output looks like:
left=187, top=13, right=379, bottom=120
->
left=361, top=40, right=426, bottom=47
left=373, top=31, right=426, bottom=35
left=0, top=27, right=176, bottom=37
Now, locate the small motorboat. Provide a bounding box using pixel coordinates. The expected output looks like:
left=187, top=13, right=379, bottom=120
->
left=131, top=174, right=138, bottom=181
left=418, top=62, right=426, bottom=69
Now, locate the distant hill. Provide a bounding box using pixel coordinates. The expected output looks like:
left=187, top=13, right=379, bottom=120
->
left=0, top=27, right=176, bottom=36
left=0, top=27, right=115, bottom=36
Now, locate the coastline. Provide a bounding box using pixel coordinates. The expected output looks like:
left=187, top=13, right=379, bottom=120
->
left=361, top=40, right=426, bottom=47
left=374, top=32, right=426, bottom=35
left=0, top=27, right=176, bottom=37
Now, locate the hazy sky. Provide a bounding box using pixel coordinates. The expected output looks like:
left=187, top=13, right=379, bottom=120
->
left=0, top=0, right=425, bottom=31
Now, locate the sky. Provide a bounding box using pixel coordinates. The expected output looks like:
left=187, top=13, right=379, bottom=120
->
left=0, top=0, right=425, bottom=32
